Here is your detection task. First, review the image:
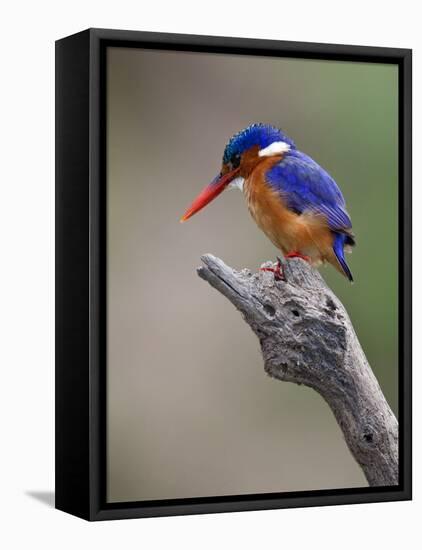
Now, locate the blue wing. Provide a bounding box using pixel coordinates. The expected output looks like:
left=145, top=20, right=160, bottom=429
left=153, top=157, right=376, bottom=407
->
left=266, top=150, right=353, bottom=234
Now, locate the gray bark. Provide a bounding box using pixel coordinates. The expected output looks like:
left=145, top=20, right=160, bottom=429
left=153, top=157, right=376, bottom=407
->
left=197, top=254, right=398, bottom=487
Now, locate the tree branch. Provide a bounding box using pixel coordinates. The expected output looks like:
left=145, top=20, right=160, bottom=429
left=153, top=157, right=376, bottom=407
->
left=197, top=254, right=398, bottom=487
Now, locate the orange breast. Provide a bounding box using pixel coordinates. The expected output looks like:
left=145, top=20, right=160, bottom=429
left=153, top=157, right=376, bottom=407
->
left=244, top=158, right=335, bottom=266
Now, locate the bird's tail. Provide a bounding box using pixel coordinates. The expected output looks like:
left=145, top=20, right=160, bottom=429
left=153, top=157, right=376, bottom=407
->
left=333, top=233, right=354, bottom=282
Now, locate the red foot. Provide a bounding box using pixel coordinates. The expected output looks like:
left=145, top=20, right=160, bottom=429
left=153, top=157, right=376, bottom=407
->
left=260, top=257, right=284, bottom=281
left=285, top=251, right=311, bottom=262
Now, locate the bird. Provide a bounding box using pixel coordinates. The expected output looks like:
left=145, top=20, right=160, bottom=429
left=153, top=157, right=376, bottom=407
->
left=180, top=123, right=355, bottom=282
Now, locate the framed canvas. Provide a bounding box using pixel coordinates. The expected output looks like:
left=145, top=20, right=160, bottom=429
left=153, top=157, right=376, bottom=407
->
left=55, top=28, right=412, bottom=521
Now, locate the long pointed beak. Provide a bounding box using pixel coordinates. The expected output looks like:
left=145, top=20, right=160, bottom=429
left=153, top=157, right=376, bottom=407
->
left=180, top=167, right=240, bottom=222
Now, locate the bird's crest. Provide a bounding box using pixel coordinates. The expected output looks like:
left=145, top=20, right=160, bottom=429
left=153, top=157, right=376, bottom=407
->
left=223, top=123, right=296, bottom=164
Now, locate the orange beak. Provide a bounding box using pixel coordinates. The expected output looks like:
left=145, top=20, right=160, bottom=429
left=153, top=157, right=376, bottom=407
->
left=180, top=167, right=240, bottom=222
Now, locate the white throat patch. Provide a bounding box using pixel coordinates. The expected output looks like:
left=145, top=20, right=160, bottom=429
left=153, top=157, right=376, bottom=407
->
left=258, top=141, right=291, bottom=157
left=228, top=176, right=245, bottom=191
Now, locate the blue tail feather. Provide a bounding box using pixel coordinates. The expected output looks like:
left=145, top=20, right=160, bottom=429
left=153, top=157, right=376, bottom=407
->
left=333, top=233, right=354, bottom=282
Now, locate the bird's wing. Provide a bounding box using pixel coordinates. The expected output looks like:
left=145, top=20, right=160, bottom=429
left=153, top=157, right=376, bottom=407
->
left=266, top=150, right=353, bottom=234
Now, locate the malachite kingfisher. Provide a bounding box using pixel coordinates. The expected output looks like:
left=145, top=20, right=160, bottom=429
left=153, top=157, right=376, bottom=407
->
left=180, top=123, right=355, bottom=282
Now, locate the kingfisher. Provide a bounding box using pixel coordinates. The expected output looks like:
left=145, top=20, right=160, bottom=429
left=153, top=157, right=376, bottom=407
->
left=180, top=123, right=355, bottom=282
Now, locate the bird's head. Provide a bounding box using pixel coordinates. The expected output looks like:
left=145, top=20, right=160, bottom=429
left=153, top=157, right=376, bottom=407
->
left=180, top=123, right=295, bottom=222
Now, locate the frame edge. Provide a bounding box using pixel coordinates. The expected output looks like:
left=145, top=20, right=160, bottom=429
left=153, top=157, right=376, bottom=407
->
left=55, top=29, right=92, bottom=521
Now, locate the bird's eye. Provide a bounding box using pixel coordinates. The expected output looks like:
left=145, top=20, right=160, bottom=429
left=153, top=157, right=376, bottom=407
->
left=232, top=154, right=241, bottom=167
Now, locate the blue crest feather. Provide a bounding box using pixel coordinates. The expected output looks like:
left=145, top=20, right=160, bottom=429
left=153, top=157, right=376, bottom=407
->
left=223, top=123, right=296, bottom=164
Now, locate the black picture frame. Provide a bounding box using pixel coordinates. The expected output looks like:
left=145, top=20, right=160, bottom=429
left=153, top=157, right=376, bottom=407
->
left=55, top=28, right=412, bottom=521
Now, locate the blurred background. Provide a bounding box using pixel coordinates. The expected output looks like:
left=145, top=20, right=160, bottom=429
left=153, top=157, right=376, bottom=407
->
left=107, top=47, right=398, bottom=502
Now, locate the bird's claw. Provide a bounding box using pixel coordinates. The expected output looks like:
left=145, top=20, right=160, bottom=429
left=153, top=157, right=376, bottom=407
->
left=260, top=256, right=285, bottom=281
left=285, top=251, right=311, bottom=262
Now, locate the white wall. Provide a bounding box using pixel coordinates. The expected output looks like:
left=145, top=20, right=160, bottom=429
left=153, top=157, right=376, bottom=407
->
left=0, top=1, right=419, bottom=548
